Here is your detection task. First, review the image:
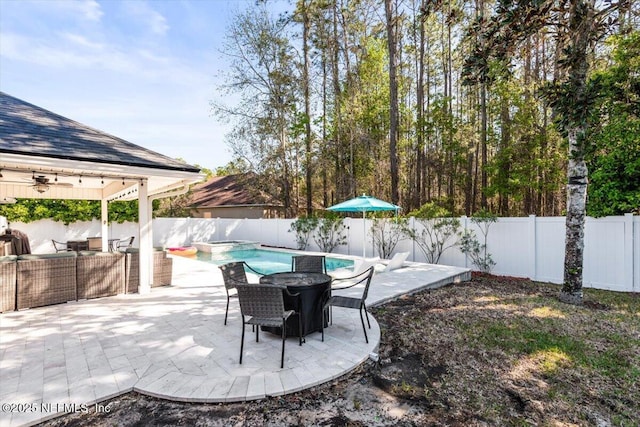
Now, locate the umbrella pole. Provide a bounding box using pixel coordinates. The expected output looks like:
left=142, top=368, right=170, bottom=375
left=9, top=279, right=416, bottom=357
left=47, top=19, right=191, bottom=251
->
left=362, top=210, right=366, bottom=258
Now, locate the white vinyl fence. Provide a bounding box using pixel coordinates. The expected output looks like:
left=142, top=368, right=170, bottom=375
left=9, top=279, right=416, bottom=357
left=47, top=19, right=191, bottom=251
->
left=7, top=214, right=638, bottom=293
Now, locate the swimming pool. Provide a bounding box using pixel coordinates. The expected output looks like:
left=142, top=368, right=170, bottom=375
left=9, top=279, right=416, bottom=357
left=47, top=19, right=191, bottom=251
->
left=195, top=248, right=354, bottom=275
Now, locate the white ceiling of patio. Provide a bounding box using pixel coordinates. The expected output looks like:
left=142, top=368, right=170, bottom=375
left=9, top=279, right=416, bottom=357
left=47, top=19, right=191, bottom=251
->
left=0, top=152, right=201, bottom=203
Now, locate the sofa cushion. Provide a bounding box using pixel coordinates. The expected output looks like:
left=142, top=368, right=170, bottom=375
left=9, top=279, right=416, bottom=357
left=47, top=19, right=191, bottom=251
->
left=77, top=250, right=117, bottom=257
left=18, top=252, right=77, bottom=260
left=0, top=255, right=17, bottom=262
left=125, top=247, right=165, bottom=253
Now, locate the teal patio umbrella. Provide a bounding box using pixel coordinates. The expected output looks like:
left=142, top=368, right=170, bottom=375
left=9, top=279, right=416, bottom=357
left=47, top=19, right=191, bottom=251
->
left=327, top=194, right=401, bottom=257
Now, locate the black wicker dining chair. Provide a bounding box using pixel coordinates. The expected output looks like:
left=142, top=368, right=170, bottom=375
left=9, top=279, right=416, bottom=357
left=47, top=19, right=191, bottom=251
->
left=51, top=240, right=69, bottom=253
left=291, top=255, right=326, bottom=273
left=320, top=266, right=375, bottom=343
left=236, top=283, right=302, bottom=369
left=219, top=261, right=264, bottom=325
left=115, top=236, right=135, bottom=251
left=292, top=255, right=330, bottom=322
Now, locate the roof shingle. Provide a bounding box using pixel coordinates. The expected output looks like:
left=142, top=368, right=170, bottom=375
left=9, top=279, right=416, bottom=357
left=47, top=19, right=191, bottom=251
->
left=0, top=92, right=199, bottom=173
left=189, top=173, right=282, bottom=207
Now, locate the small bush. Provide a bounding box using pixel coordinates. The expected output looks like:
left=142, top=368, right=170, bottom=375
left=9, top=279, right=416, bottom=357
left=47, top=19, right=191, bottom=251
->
left=370, top=216, right=407, bottom=259
left=403, top=203, right=460, bottom=264
left=460, top=210, right=497, bottom=273
left=313, top=213, right=347, bottom=253
left=289, top=216, right=319, bottom=250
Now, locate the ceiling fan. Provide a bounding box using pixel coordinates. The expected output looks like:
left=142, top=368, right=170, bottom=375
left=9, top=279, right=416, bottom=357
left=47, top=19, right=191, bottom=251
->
left=31, top=175, right=73, bottom=193
left=0, top=172, right=74, bottom=193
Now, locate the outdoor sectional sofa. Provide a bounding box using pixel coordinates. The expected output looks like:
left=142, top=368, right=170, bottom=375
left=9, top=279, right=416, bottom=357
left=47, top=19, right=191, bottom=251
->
left=124, top=248, right=173, bottom=293
left=16, top=252, right=78, bottom=310
left=0, top=255, right=17, bottom=312
left=0, top=249, right=172, bottom=312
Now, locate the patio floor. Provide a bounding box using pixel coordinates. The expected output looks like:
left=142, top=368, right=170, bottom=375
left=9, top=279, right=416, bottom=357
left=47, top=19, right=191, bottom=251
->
left=0, top=255, right=470, bottom=427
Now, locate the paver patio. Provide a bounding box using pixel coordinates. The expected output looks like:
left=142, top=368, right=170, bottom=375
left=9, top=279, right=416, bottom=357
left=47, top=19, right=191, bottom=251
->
left=0, top=254, right=470, bottom=427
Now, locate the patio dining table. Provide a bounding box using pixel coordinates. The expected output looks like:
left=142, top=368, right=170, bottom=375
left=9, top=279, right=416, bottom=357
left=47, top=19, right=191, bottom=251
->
left=66, top=240, right=89, bottom=252
left=66, top=238, right=119, bottom=252
left=259, top=271, right=332, bottom=338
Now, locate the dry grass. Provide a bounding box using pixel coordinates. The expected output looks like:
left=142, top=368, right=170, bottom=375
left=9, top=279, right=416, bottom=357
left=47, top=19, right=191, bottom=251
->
left=43, top=274, right=640, bottom=427
left=373, top=273, right=640, bottom=426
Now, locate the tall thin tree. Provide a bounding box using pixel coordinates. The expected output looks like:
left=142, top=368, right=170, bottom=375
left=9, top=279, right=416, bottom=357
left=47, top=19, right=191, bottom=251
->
left=385, top=0, right=400, bottom=205
left=463, top=0, right=628, bottom=304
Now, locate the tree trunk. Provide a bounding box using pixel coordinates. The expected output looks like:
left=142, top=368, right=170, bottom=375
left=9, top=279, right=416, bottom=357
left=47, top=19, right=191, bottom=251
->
left=498, top=98, right=510, bottom=216
left=280, top=121, right=290, bottom=217
left=561, top=145, right=588, bottom=304
left=479, top=81, right=488, bottom=211
left=302, top=1, right=313, bottom=215
left=385, top=0, right=400, bottom=205
left=424, top=11, right=432, bottom=203
left=321, top=46, right=329, bottom=209
left=331, top=1, right=344, bottom=200
left=479, top=0, right=488, bottom=210
left=416, top=3, right=426, bottom=209
left=559, top=0, right=595, bottom=305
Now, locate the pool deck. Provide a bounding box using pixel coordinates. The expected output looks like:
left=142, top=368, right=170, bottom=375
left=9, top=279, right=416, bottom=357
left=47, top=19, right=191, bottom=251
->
left=0, top=255, right=470, bottom=427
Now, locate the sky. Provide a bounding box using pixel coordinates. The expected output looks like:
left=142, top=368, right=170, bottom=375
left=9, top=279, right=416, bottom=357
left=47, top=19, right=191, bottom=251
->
left=0, top=0, right=285, bottom=171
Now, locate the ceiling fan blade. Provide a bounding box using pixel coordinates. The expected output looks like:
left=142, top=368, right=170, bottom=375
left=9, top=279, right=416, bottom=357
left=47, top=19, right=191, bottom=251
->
left=0, top=179, right=31, bottom=184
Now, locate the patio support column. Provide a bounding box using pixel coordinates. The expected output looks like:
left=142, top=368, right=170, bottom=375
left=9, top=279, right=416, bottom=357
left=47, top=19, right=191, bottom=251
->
left=138, top=179, right=152, bottom=294
left=100, top=198, right=109, bottom=252
left=147, top=189, right=154, bottom=283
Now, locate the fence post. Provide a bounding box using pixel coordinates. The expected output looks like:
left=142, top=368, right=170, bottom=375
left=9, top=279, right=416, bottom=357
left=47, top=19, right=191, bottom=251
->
left=345, top=217, right=352, bottom=256
left=624, top=213, right=634, bottom=291
left=276, top=218, right=280, bottom=247
left=461, top=216, right=468, bottom=269
left=635, top=216, right=639, bottom=292
left=410, top=216, right=416, bottom=262
left=529, top=215, right=537, bottom=281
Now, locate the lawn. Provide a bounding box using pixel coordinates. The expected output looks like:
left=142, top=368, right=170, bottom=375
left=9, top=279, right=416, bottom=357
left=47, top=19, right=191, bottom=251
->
left=373, top=273, right=640, bottom=426
left=43, top=274, right=639, bottom=426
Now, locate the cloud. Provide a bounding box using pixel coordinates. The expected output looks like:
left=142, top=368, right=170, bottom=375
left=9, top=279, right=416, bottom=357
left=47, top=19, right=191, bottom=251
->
left=0, top=31, right=136, bottom=73
left=61, top=32, right=105, bottom=51
left=74, top=0, right=103, bottom=22
left=123, top=2, right=169, bottom=36
left=1, top=24, right=209, bottom=90
left=17, top=0, right=104, bottom=23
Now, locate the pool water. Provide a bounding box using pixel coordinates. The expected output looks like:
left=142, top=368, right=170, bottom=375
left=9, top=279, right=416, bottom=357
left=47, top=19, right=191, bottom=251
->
left=195, top=248, right=354, bottom=275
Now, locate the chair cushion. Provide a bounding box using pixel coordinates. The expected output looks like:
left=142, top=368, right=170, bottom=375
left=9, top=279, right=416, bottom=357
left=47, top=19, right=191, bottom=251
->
left=384, top=252, right=409, bottom=272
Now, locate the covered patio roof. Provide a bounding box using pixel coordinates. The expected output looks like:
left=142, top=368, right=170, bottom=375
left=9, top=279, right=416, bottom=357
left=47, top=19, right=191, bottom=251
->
left=0, top=91, right=204, bottom=292
left=0, top=91, right=202, bottom=202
